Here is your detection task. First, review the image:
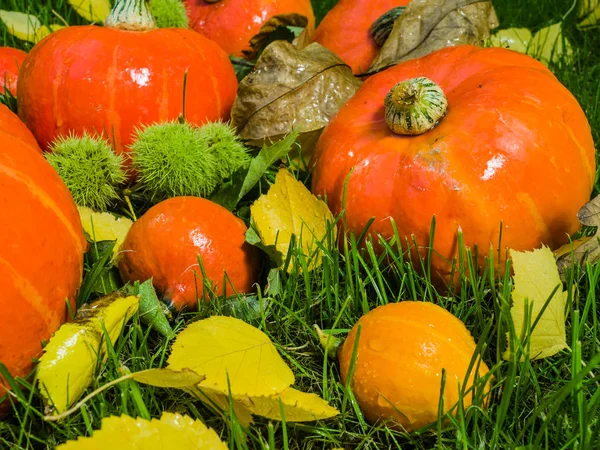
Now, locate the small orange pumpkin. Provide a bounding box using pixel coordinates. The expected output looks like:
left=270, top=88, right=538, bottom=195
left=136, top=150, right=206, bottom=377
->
left=313, top=0, right=410, bottom=74
left=311, top=45, right=596, bottom=284
left=118, top=197, right=260, bottom=311
left=184, top=0, right=316, bottom=58
left=0, top=47, right=27, bottom=96
left=0, top=105, right=87, bottom=414
left=338, top=301, right=491, bottom=430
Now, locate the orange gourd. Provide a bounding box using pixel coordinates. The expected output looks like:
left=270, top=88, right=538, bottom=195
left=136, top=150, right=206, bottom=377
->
left=311, top=45, right=596, bottom=285
left=184, top=0, right=315, bottom=58
left=338, top=301, right=490, bottom=430
left=313, top=0, right=410, bottom=74
left=0, top=105, right=87, bottom=414
left=118, top=197, right=260, bottom=311
left=0, top=47, right=27, bottom=96
left=17, top=0, right=238, bottom=163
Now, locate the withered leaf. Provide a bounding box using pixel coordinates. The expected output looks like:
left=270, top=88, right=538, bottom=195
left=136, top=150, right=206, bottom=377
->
left=556, top=195, right=600, bottom=280
left=369, top=0, right=499, bottom=72
left=231, top=41, right=362, bottom=150
left=243, top=13, right=311, bottom=61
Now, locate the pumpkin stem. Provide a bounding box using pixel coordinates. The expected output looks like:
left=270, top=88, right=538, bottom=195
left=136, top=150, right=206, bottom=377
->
left=370, top=6, right=405, bottom=47
left=105, top=0, right=156, bottom=31
left=384, top=77, right=448, bottom=136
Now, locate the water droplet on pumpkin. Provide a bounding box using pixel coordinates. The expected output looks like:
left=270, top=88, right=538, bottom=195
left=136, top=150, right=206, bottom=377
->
left=368, top=339, right=386, bottom=352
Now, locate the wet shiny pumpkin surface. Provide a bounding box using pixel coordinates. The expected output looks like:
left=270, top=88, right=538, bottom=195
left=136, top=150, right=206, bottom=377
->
left=17, top=26, right=238, bottom=162
left=0, top=46, right=27, bottom=97
left=0, top=107, right=86, bottom=411
left=311, top=45, right=596, bottom=283
left=185, top=0, right=315, bottom=57
left=119, top=197, right=260, bottom=311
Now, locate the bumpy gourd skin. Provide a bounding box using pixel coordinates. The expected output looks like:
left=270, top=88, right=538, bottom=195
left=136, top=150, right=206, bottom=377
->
left=338, top=301, right=490, bottom=430
left=313, top=0, right=410, bottom=74
left=119, top=197, right=260, bottom=311
left=185, top=0, right=315, bottom=57
left=0, top=107, right=87, bottom=414
left=17, top=26, right=238, bottom=161
left=0, top=47, right=27, bottom=97
left=311, top=45, right=596, bottom=284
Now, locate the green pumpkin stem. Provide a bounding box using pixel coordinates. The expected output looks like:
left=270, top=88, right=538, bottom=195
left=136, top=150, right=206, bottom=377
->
left=384, top=77, right=448, bottom=136
left=370, top=6, right=405, bottom=47
left=105, top=0, right=156, bottom=31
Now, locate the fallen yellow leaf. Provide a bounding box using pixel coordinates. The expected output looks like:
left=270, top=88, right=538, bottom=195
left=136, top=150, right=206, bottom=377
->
left=250, top=168, right=335, bottom=272
left=528, top=23, right=573, bottom=66
left=168, top=316, right=294, bottom=397
left=578, top=0, right=600, bottom=27
left=56, top=412, right=227, bottom=450
left=504, top=246, right=569, bottom=361
left=488, top=28, right=532, bottom=54
left=37, top=293, right=139, bottom=415
left=77, top=206, right=134, bottom=263
left=0, top=11, right=64, bottom=43
left=68, top=0, right=111, bottom=23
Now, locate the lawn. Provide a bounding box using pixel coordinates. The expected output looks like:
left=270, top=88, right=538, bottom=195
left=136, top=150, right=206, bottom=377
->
left=1, top=0, right=600, bottom=449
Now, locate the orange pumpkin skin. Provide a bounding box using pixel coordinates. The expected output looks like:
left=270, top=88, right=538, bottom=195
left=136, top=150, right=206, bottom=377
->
left=184, top=0, right=315, bottom=57
left=0, top=107, right=87, bottom=413
left=0, top=47, right=27, bottom=97
left=0, top=104, right=39, bottom=149
left=119, top=197, right=260, bottom=311
left=338, top=302, right=490, bottom=430
left=313, top=0, right=410, bottom=74
left=311, top=46, right=596, bottom=283
left=17, top=26, right=238, bottom=159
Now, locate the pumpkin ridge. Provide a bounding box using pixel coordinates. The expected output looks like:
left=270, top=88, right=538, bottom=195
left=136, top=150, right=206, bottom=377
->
left=107, top=37, right=122, bottom=149
left=564, top=126, right=595, bottom=184
left=0, top=162, right=85, bottom=253
left=0, top=257, right=55, bottom=335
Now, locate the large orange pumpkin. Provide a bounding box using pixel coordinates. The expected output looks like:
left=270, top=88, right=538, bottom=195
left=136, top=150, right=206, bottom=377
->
left=119, top=197, right=260, bottom=311
left=313, top=0, right=410, bottom=74
left=0, top=105, right=87, bottom=413
left=0, top=47, right=27, bottom=97
left=311, top=45, right=596, bottom=285
left=184, top=0, right=315, bottom=58
left=17, top=0, right=238, bottom=161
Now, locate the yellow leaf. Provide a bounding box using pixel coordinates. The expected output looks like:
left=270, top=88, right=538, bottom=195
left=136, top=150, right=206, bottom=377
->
left=0, top=11, right=65, bottom=43
left=250, top=168, right=335, bottom=272
left=130, top=368, right=205, bottom=388
left=56, top=412, right=227, bottom=450
left=239, top=387, right=339, bottom=422
left=37, top=293, right=139, bottom=414
left=504, top=246, right=568, bottom=361
left=192, top=386, right=255, bottom=427
left=78, top=206, right=134, bottom=264
left=68, top=0, right=111, bottom=23
left=488, top=28, right=532, bottom=54
left=578, top=0, right=600, bottom=27
left=528, top=23, right=573, bottom=66
left=168, top=316, right=294, bottom=397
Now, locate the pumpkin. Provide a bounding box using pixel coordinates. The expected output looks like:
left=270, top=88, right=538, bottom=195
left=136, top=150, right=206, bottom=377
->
left=338, top=301, right=491, bottom=430
left=313, top=0, right=410, bottom=74
left=17, top=0, right=238, bottom=163
left=0, top=105, right=87, bottom=414
left=311, top=45, right=596, bottom=285
left=118, top=196, right=260, bottom=311
left=184, top=0, right=315, bottom=58
left=0, top=47, right=27, bottom=96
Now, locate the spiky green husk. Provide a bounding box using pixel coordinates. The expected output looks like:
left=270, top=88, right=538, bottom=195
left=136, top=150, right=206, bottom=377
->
left=131, top=121, right=220, bottom=202
left=149, top=0, right=189, bottom=29
left=46, top=133, right=126, bottom=212
left=198, top=122, right=250, bottom=179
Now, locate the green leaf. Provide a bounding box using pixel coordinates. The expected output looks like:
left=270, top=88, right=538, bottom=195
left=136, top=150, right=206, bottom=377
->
left=266, top=268, right=283, bottom=297
left=138, top=280, right=175, bottom=339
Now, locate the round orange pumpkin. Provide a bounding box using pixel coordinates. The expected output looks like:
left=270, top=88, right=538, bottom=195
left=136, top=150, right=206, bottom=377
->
left=118, top=197, right=260, bottom=311
left=17, top=0, right=238, bottom=162
left=0, top=47, right=27, bottom=97
left=313, top=0, right=410, bottom=74
left=0, top=106, right=87, bottom=414
left=338, top=301, right=491, bottom=430
left=184, top=0, right=315, bottom=58
left=311, top=45, right=596, bottom=284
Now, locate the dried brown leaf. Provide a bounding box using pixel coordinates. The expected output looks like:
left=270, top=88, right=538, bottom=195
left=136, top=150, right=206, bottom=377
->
left=243, top=13, right=311, bottom=60
left=231, top=41, right=362, bottom=149
left=369, top=0, right=499, bottom=72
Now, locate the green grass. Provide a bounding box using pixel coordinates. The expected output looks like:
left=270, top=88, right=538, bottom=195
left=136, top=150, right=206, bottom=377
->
left=2, top=0, right=600, bottom=449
